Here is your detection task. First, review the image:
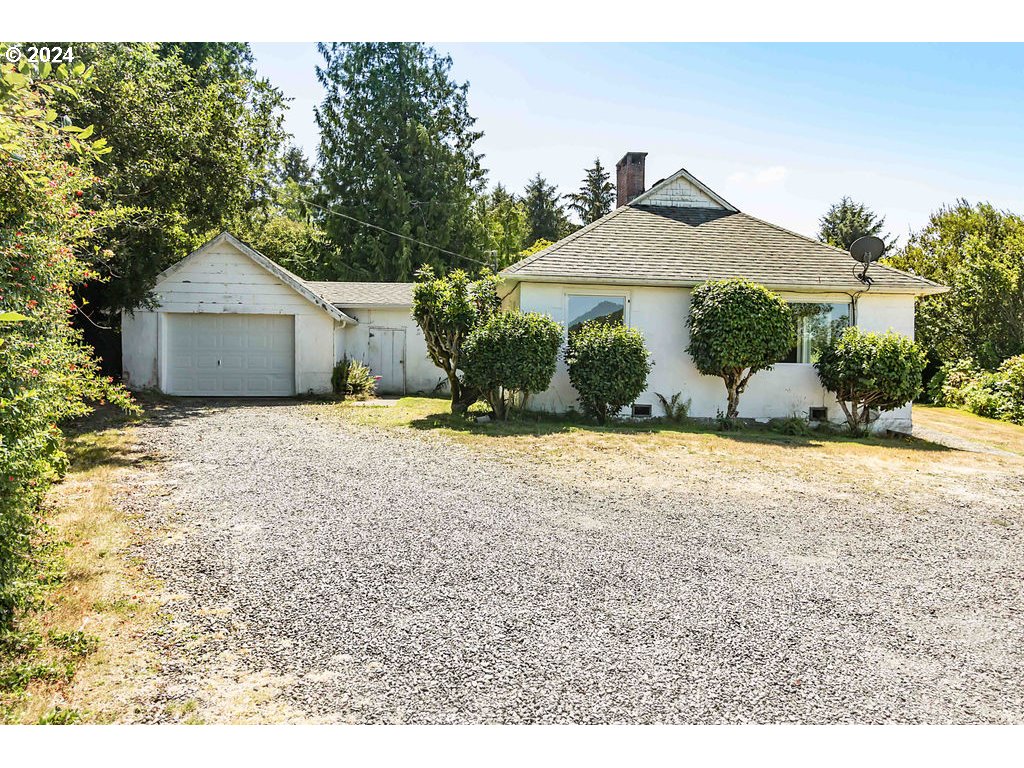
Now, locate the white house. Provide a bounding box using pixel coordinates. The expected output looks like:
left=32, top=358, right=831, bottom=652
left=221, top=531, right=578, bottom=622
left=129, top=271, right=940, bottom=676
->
left=120, top=232, right=442, bottom=397
left=122, top=155, right=945, bottom=431
left=500, top=153, right=947, bottom=431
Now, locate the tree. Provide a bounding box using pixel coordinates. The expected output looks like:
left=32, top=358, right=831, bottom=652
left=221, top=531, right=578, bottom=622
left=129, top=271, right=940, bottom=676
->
left=523, top=173, right=572, bottom=244
left=565, top=324, right=652, bottom=423
left=687, top=279, right=794, bottom=419
left=462, top=311, right=562, bottom=420
left=566, top=157, right=614, bottom=225
left=818, top=197, right=896, bottom=251
left=479, top=184, right=530, bottom=267
left=315, top=43, right=487, bottom=281
left=412, top=266, right=500, bottom=413
left=1, top=56, right=136, bottom=627
left=815, top=327, right=926, bottom=433
left=55, top=42, right=288, bottom=322
left=885, top=200, right=1024, bottom=372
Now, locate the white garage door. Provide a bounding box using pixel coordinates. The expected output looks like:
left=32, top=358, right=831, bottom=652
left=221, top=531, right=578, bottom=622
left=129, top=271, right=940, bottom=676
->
left=164, top=313, right=295, bottom=396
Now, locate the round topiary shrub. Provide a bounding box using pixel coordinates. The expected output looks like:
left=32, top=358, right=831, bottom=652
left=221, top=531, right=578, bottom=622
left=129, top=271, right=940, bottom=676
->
left=815, top=326, right=926, bottom=433
left=564, top=323, right=652, bottom=423
left=687, top=279, right=794, bottom=418
left=461, top=311, right=563, bottom=419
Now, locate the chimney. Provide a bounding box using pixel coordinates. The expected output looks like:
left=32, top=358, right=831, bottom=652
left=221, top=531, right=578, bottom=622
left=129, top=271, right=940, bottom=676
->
left=616, top=151, right=647, bottom=207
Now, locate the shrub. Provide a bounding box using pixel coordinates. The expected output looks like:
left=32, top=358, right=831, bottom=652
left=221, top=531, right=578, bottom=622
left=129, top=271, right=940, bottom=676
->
left=815, top=326, right=926, bottom=433
left=461, top=311, right=562, bottom=420
left=655, top=392, right=691, bottom=423
left=564, top=323, right=651, bottom=423
left=935, top=354, right=1024, bottom=424
left=769, top=415, right=812, bottom=436
left=331, top=355, right=378, bottom=399
left=997, top=355, right=1024, bottom=424
left=928, top=358, right=979, bottom=406
left=687, top=279, right=794, bottom=419
left=412, top=266, right=500, bottom=413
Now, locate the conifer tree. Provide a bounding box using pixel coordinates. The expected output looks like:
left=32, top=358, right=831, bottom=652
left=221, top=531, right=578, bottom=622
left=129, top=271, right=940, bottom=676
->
left=567, top=158, right=615, bottom=225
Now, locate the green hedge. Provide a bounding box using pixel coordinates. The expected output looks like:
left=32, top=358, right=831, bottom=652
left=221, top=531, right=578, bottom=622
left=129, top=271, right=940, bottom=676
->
left=564, top=323, right=651, bottom=423
left=932, top=355, right=1024, bottom=424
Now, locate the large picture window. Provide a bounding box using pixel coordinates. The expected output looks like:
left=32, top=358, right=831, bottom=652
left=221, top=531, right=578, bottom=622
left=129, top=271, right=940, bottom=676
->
left=783, top=302, right=850, bottom=364
left=566, top=294, right=626, bottom=335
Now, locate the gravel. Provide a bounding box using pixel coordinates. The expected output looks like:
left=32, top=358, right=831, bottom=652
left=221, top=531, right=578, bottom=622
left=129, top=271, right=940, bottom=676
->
left=125, top=400, right=1024, bottom=723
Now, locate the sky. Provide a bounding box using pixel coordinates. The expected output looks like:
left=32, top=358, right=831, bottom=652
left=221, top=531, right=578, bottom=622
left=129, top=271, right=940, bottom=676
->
left=250, top=42, right=1024, bottom=242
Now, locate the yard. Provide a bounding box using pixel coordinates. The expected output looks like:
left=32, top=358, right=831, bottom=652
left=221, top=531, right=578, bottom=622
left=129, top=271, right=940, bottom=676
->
left=6, top=397, right=1023, bottom=723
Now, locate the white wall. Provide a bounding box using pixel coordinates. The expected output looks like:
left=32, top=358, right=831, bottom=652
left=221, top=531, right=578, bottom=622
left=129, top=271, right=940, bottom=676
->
left=336, top=307, right=446, bottom=395
left=516, top=281, right=919, bottom=430
left=121, top=240, right=339, bottom=394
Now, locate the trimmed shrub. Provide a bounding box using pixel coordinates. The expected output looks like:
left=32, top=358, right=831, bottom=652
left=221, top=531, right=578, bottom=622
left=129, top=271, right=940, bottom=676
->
left=461, top=311, right=562, bottom=420
left=815, top=326, right=926, bottom=433
left=565, top=323, right=652, bottom=423
left=687, top=279, right=794, bottom=419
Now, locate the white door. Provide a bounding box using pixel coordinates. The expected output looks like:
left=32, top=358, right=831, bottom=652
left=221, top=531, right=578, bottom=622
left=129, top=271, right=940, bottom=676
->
left=164, top=313, right=295, bottom=396
left=368, top=327, right=406, bottom=394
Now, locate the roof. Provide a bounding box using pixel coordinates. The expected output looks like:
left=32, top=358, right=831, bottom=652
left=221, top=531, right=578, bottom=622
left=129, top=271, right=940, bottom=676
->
left=155, top=232, right=358, bottom=324
left=304, top=281, right=415, bottom=308
left=502, top=203, right=946, bottom=295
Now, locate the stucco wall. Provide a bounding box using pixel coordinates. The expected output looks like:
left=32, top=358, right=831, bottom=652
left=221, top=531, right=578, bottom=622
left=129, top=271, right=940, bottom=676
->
left=515, top=281, right=918, bottom=430
left=121, top=240, right=339, bottom=394
left=337, top=307, right=445, bottom=395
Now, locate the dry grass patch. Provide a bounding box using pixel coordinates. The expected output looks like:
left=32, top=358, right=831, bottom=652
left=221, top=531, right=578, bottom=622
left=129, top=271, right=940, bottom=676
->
left=914, top=404, right=1024, bottom=456
left=1, top=423, right=163, bottom=724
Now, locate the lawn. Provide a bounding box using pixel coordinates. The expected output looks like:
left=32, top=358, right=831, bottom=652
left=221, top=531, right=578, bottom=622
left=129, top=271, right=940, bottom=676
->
left=315, top=396, right=1024, bottom=519
left=914, top=404, right=1024, bottom=456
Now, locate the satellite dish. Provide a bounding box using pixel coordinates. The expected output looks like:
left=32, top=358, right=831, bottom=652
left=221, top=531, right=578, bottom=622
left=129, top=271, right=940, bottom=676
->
left=849, top=235, right=885, bottom=264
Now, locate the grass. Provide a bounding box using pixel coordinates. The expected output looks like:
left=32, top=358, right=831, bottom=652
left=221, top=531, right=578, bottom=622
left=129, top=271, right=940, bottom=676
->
left=313, top=396, right=1023, bottom=512
left=914, top=404, right=1024, bottom=456
left=0, top=419, right=162, bottom=724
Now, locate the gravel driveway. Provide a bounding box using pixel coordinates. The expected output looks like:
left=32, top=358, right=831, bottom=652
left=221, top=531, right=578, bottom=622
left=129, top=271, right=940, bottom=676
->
left=125, top=401, right=1023, bottom=723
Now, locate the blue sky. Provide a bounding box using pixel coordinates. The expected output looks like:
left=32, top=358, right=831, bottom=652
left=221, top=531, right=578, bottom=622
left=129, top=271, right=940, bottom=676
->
left=250, top=43, right=1024, bottom=242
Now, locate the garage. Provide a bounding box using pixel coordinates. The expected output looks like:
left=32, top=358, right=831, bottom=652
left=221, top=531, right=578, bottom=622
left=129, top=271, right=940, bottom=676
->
left=164, top=313, right=296, bottom=396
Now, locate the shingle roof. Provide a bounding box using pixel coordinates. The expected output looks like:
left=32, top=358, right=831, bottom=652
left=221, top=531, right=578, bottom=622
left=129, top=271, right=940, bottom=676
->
left=503, top=204, right=946, bottom=294
left=304, top=281, right=415, bottom=307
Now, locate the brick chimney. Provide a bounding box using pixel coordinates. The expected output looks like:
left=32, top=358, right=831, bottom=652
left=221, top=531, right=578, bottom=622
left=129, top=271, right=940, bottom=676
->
left=616, top=151, right=647, bottom=207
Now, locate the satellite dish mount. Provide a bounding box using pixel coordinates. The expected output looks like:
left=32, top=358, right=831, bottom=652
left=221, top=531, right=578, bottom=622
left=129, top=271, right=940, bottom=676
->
left=849, top=235, right=885, bottom=283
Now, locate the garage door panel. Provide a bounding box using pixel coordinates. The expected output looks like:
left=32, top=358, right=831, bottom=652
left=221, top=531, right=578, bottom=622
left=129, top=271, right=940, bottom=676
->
left=164, top=313, right=295, bottom=396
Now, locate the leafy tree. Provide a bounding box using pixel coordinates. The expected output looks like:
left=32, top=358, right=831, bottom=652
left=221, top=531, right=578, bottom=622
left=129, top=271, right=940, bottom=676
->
left=818, top=196, right=896, bottom=251
left=412, top=266, right=500, bottom=413
left=565, top=324, right=652, bottom=423
left=462, top=311, right=562, bottom=420
left=55, top=42, right=288, bottom=323
left=523, top=173, right=572, bottom=244
left=1, top=56, right=136, bottom=628
left=479, top=184, right=530, bottom=267
left=687, top=279, right=793, bottom=419
left=815, top=327, right=926, bottom=433
left=566, top=157, right=614, bottom=225
left=234, top=216, right=333, bottom=280
left=885, top=200, right=1024, bottom=372
left=315, top=43, right=487, bottom=281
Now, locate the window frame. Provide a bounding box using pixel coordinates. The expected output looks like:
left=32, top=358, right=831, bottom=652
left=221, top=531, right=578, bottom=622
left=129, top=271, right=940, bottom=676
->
left=780, top=300, right=853, bottom=366
left=563, top=290, right=631, bottom=340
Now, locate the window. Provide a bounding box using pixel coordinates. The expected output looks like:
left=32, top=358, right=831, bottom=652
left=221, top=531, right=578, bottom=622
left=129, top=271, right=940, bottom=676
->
left=566, top=295, right=626, bottom=336
left=783, top=302, right=850, bottom=364
left=631, top=403, right=653, bottom=418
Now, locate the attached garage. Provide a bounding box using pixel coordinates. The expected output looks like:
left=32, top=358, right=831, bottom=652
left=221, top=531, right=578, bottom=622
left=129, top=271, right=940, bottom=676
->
left=121, top=231, right=444, bottom=397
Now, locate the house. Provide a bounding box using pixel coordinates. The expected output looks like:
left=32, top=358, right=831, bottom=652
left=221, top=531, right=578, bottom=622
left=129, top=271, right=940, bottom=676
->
left=120, top=232, right=442, bottom=397
left=500, top=152, right=946, bottom=430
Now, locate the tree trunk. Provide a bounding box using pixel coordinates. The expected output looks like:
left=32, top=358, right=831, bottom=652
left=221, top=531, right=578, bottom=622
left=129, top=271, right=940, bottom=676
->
left=726, top=382, right=740, bottom=419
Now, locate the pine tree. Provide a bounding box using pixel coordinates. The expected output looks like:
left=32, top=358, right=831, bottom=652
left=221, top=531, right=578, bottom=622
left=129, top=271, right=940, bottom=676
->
left=566, top=157, right=615, bottom=225
left=818, top=197, right=896, bottom=251
left=523, top=173, right=572, bottom=245
left=315, top=43, right=487, bottom=281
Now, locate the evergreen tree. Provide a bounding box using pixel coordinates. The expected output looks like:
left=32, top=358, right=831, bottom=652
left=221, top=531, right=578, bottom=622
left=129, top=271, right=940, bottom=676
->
left=523, top=173, right=571, bottom=245
left=315, top=43, right=487, bottom=281
left=480, top=184, right=530, bottom=267
left=818, top=196, right=896, bottom=251
left=566, top=157, right=615, bottom=225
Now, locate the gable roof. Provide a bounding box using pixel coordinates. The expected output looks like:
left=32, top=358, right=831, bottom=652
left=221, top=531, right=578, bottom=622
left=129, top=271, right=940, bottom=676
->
left=304, top=281, right=414, bottom=308
left=157, top=232, right=359, bottom=324
left=502, top=170, right=946, bottom=295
